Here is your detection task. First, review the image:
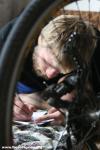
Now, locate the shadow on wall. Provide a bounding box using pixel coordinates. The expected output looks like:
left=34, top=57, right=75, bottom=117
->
left=0, top=0, right=31, bottom=27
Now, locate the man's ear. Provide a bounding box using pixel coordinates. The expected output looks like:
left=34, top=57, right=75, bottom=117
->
left=38, top=35, right=42, bottom=45
left=38, top=34, right=48, bottom=47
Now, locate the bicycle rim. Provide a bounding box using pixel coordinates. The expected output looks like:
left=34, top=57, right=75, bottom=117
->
left=0, top=0, right=100, bottom=149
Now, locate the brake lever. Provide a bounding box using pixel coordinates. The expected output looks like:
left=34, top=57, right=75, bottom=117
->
left=42, top=73, right=78, bottom=108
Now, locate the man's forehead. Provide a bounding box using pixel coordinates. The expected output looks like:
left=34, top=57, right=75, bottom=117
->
left=38, top=34, right=48, bottom=47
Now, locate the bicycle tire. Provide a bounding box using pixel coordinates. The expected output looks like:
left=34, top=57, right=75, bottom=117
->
left=0, top=0, right=99, bottom=149
left=0, top=0, right=74, bottom=147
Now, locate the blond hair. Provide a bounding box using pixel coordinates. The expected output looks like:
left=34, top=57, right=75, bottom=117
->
left=38, top=15, right=97, bottom=70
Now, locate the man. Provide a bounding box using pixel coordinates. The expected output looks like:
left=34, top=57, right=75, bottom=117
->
left=0, top=14, right=97, bottom=124
left=14, top=15, right=97, bottom=124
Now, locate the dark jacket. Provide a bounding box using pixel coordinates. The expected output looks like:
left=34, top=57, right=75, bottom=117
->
left=91, top=29, right=100, bottom=94
left=0, top=18, right=46, bottom=93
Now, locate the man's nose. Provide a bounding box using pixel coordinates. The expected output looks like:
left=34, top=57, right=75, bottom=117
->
left=46, top=67, right=59, bottom=79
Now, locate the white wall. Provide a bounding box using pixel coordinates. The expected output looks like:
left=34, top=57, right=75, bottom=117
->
left=65, top=0, right=100, bottom=12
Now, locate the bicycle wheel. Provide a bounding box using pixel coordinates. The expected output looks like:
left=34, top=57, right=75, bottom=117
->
left=0, top=0, right=100, bottom=149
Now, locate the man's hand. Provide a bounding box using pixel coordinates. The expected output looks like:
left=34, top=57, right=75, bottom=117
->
left=34, top=107, right=65, bottom=125
left=13, top=94, right=38, bottom=121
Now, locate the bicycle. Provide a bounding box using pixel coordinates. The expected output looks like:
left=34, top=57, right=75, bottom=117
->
left=0, top=0, right=100, bottom=149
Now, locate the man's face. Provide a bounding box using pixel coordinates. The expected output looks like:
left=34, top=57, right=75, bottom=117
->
left=33, top=34, right=65, bottom=79
left=33, top=37, right=77, bottom=102
left=33, top=35, right=72, bottom=79
left=34, top=45, right=62, bottom=79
